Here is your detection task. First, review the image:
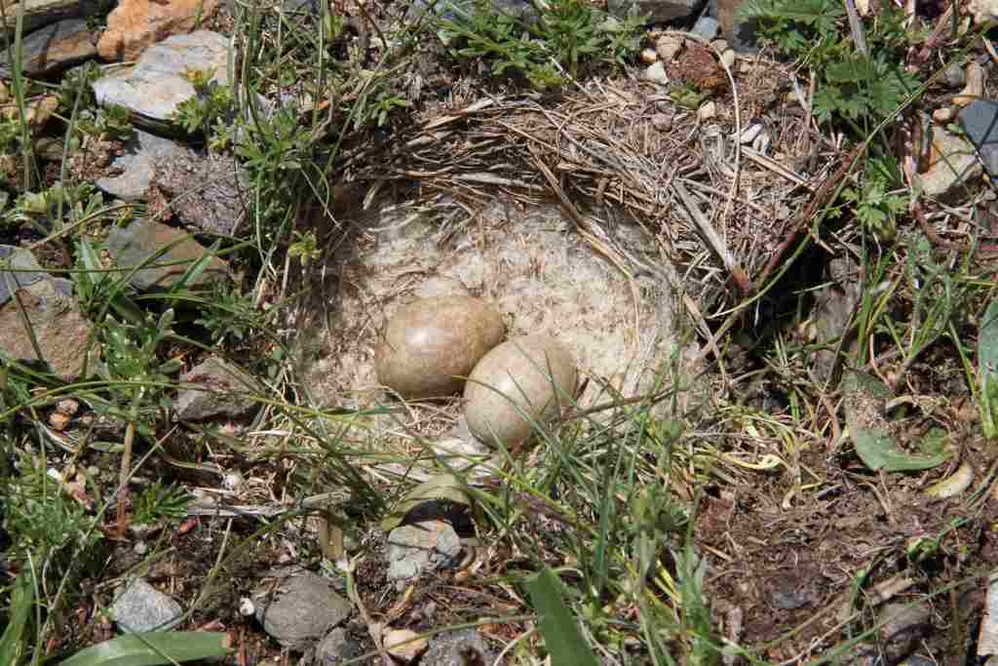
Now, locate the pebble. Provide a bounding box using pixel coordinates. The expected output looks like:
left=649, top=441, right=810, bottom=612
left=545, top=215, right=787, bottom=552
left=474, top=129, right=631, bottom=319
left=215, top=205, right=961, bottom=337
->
left=643, top=61, right=668, bottom=85
left=932, top=107, right=954, bottom=123
left=387, top=520, right=464, bottom=581
left=252, top=567, right=352, bottom=650
left=720, top=49, right=735, bottom=70
left=954, top=61, right=985, bottom=107
left=639, top=47, right=658, bottom=64
left=97, top=129, right=192, bottom=202
left=691, top=15, right=719, bottom=40
left=109, top=578, right=183, bottom=632
left=375, top=297, right=504, bottom=400
left=175, top=356, right=261, bottom=421
left=56, top=398, right=79, bottom=415
left=314, top=627, right=348, bottom=664
left=463, top=335, right=576, bottom=446
left=655, top=35, right=683, bottom=62
left=913, top=127, right=982, bottom=197
left=422, top=628, right=493, bottom=666
left=739, top=122, right=763, bottom=144
left=697, top=101, right=717, bottom=121
left=105, top=218, right=230, bottom=291
left=98, top=0, right=221, bottom=62
left=48, top=411, right=71, bottom=431
left=383, top=629, right=429, bottom=663
left=93, top=31, right=230, bottom=129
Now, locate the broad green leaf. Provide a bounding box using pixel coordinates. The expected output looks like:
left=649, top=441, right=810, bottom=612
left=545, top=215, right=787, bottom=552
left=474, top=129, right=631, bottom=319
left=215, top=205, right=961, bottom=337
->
left=979, top=298, right=998, bottom=438
left=843, top=371, right=948, bottom=472
left=0, top=573, right=33, bottom=665
left=527, top=568, right=598, bottom=666
left=380, top=474, right=472, bottom=531
left=61, top=632, right=231, bottom=666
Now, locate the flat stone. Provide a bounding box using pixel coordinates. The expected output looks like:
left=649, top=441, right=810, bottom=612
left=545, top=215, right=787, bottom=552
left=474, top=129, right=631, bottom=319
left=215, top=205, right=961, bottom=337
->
left=175, top=356, right=260, bottom=421
left=152, top=151, right=248, bottom=235
left=422, top=629, right=493, bottom=666
left=0, top=19, right=96, bottom=77
left=314, top=628, right=347, bottom=665
left=252, top=567, right=352, bottom=650
left=93, top=31, right=230, bottom=129
left=387, top=520, right=463, bottom=582
left=960, top=99, right=998, bottom=179
left=98, top=0, right=220, bottom=62
left=104, top=217, right=230, bottom=291
left=692, top=15, right=718, bottom=40
left=0, top=245, right=51, bottom=305
left=97, top=129, right=192, bottom=201
left=109, top=578, right=182, bottom=633
left=913, top=127, right=982, bottom=198
left=0, top=0, right=94, bottom=30
left=0, top=278, right=92, bottom=380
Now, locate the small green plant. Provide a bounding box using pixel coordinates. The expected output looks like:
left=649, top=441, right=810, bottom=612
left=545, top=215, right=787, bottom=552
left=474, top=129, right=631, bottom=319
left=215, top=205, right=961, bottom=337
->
left=193, top=283, right=269, bottom=345
left=842, top=158, right=909, bottom=240
left=438, top=0, right=643, bottom=88
left=173, top=68, right=234, bottom=137
left=132, top=482, right=191, bottom=525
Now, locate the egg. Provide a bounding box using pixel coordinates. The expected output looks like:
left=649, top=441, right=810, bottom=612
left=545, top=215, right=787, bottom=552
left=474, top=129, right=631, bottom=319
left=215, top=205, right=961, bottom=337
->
left=375, top=296, right=504, bottom=400
left=463, top=335, right=576, bottom=446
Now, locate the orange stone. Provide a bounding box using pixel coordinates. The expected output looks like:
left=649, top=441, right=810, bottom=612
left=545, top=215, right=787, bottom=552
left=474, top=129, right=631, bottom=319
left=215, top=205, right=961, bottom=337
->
left=97, top=0, right=219, bottom=62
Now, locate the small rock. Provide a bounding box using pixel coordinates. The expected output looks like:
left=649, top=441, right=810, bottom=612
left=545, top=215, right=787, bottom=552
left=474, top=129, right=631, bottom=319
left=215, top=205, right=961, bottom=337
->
left=387, top=520, right=464, bottom=582
left=720, top=48, right=735, bottom=70
left=697, top=100, right=717, bottom=120
left=152, top=151, right=249, bottom=235
left=0, top=0, right=89, bottom=30
left=375, top=296, right=504, bottom=400
left=739, top=122, right=762, bottom=144
left=959, top=99, right=998, bottom=179
left=607, top=0, right=701, bottom=23
left=238, top=597, right=255, bottom=616
left=56, top=398, right=79, bottom=415
left=914, top=127, right=982, bottom=197
left=0, top=19, right=96, bottom=77
left=650, top=112, right=672, bottom=131
left=932, top=107, right=954, bottom=123
left=48, top=411, right=71, bottom=431
left=252, top=567, right=352, bottom=650
left=105, top=217, right=230, bottom=291
left=692, top=15, right=719, bottom=40
left=712, top=38, right=729, bottom=52
left=954, top=62, right=985, bottom=107
left=93, top=31, right=230, bottom=129
left=655, top=35, right=683, bottom=62
left=314, top=628, right=347, bottom=665
left=422, top=629, right=493, bottom=666
left=175, top=356, right=261, bottom=421
left=463, top=335, right=576, bottom=447
left=97, top=129, right=192, bottom=202
left=98, top=0, right=220, bottom=62
left=110, top=578, right=183, bottom=633
left=944, top=61, right=966, bottom=87
left=0, top=278, right=92, bottom=380
left=383, top=629, right=428, bottom=663
left=639, top=47, right=658, bottom=64
left=133, top=541, right=148, bottom=555
left=970, top=0, right=998, bottom=24
left=878, top=601, right=931, bottom=663
left=0, top=245, right=58, bottom=305
left=643, top=61, right=669, bottom=85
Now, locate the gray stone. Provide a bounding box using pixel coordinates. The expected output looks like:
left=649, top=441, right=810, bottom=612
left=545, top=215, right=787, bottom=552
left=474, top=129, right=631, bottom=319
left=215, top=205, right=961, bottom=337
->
left=1, top=245, right=49, bottom=305
left=643, top=61, right=668, bottom=85
left=878, top=601, right=931, bottom=663
left=153, top=151, right=248, bottom=235
left=105, top=217, right=230, bottom=291
left=93, top=31, right=230, bottom=129
left=913, top=127, right=982, bottom=198
left=387, top=520, right=463, bottom=582
left=252, top=567, right=352, bottom=650
left=0, top=0, right=96, bottom=30
left=109, top=578, right=183, bottom=633
left=422, top=629, right=493, bottom=666
left=0, top=19, right=96, bottom=77
left=960, top=99, right=998, bottom=179
left=608, top=0, right=702, bottom=22
left=97, top=130, right=192, bottom=202
left=175, top=356, right=260, bottom=421
left=314, top=628, right=347, bottom=665
left=691, top=15, right=718, bottom=39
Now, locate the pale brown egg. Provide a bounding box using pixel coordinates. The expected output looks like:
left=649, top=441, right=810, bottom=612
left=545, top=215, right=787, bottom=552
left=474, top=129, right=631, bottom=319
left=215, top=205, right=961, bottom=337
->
left=375, top=297, right=504, bottom=400
left=463, top=335, right=576, bottom=446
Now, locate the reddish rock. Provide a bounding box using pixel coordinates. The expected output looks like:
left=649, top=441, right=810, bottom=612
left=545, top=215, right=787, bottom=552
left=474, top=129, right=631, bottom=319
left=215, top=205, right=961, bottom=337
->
left=97, top=0, right=219, bottom=62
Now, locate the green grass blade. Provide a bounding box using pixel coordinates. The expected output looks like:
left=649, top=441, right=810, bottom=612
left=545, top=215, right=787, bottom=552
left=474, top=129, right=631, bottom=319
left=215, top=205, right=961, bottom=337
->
left=0, top=573, right=33, bottom=665
left=60, top=632, right=231, bottom=666
left=527, top=568, right=598, bottom=666
left=979, top=297, right=998, bottom=438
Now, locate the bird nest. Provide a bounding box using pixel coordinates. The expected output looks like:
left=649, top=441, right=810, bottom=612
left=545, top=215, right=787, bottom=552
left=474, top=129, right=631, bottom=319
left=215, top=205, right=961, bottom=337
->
left=351, top=56, right=831, bottom=317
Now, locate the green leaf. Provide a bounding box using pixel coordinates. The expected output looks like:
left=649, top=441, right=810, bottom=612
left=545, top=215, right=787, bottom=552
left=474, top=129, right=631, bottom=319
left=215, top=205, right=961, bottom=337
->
left=527, top=568, right=598, bottom=666
left=0, top=573, right=33, bottom=665
left=843, top=371, right=948, bottom=472
left=380, top=474, right=472, bottom=531
left=61, top=632, right=232, bottom=666
left=979, top=298, right=998, bottom=438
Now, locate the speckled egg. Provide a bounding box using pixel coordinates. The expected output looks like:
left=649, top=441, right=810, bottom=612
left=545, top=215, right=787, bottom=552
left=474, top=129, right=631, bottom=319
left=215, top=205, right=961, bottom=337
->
left=463, top=335, right=576, bottom=446
left=375, top=297, right=504, bottom=400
